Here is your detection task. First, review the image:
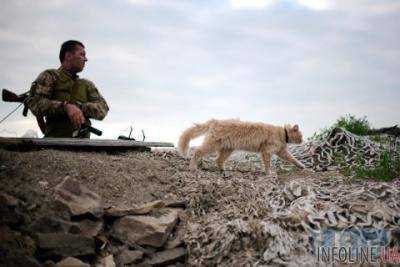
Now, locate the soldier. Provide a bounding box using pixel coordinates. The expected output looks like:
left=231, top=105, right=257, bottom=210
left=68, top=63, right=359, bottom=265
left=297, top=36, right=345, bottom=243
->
left=26, top=40, right=109, bottom=138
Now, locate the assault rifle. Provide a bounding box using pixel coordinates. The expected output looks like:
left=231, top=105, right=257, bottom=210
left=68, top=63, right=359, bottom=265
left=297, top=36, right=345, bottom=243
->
left=2, top=89, right=102, bottom=137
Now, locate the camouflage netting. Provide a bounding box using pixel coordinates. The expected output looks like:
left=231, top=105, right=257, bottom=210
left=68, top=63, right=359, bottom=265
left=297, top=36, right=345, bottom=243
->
left=177, top=128, right=400, bottom=266
left=291, top=127, right=399, bottom=171
left=228, top=127, right=400, bottom=172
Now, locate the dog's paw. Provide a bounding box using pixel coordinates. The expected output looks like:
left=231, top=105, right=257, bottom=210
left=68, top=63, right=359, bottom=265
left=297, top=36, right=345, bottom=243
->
left=297, top=163, right=306, bottom=169
left=305, top=168, right=315, bottom=173
left=264, top=169, right=277, bottom=178
left=189, top=165, right=198, bottom=172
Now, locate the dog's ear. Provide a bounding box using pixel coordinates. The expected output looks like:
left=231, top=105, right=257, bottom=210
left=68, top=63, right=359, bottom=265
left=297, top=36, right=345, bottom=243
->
left=293, top=124, right=299, bottom=131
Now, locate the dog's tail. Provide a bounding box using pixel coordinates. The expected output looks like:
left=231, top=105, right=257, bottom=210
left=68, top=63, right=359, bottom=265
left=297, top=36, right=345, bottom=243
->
left=178, top=121, right=212, bottom=156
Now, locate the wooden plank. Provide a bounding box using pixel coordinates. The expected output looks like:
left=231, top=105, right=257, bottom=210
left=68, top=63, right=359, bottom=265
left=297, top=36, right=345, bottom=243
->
left=0, top=137, right=174, bottom=152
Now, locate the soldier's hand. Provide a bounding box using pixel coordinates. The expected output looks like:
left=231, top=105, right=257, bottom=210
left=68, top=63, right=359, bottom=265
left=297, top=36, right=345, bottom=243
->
left=65, top=103, right=85, bottom=127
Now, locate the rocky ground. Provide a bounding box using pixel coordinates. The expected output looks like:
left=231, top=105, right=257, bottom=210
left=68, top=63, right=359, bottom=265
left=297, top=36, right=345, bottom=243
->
left=0, top=147, right=399, bottom=266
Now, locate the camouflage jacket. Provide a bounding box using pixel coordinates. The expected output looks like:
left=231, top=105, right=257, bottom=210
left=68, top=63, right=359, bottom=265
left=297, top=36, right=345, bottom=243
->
left=26, top=67, right=109, bottom=137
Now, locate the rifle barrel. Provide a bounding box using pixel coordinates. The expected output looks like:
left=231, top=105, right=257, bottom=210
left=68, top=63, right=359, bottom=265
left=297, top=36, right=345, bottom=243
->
left=86, top=125, right=102, bottom=136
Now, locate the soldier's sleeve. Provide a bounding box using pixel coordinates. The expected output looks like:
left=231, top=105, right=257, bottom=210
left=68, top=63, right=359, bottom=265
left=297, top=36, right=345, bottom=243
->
left=25, top=70, right=66, bottom=117
left=81, top=80, right=109, bottom=120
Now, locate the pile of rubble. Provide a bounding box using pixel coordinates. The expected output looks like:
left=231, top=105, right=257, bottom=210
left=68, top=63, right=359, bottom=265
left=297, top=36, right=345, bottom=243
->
left=0, top=177, right=187, bottom=267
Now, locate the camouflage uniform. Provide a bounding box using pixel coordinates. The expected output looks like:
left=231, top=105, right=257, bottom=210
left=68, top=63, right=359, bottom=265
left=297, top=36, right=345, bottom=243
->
left=26, top=67, right=109, bottom=138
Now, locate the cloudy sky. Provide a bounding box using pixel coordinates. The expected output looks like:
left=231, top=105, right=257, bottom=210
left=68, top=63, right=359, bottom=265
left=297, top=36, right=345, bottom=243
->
left=1, top=0, right=399, bottom=144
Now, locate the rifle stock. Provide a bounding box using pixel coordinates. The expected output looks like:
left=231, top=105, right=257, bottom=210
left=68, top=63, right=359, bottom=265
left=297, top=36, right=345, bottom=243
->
left=2, top=89, right=29, bottom=117
left=2, top=89, right=28, bottom=103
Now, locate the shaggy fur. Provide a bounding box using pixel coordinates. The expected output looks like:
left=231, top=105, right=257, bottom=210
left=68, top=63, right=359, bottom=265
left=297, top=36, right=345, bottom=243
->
left=178, top=119, right=305, bottom=174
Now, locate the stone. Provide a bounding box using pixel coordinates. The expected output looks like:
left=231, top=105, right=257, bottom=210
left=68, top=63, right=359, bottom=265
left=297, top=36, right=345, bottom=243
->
left=104, top=200, right=165, bottom=217
left=111, top=208, right=179, bottom=247
left=36, top=233, right=95, bottom=258
left=56, top=257, right=90, bottom=267
left=0, top=192, right=20, bottom=207
left=43, top=260, right=57, bottom=267
left=29, top=216, right=76, bottom=234
left=164, top=224, right=184, bottom=250
left=118, top=249, right=143, bottom=265
left=22, top=235, right=37, bottom=256
left=0, top=227, right=38, bottom=265
left=55, top=177, right=103, bottom=217
left=95, top=254, right=116, bottom=267
left=133, top=200, right=165, bottom=214
left=51, top=199, right=74, bottom=220
left=0, top=193, right=24, bottom=226
left=165, top=200, right=188, bottom=209
left=143, top=248, right=187, bottom=266
left=29, top=216, right=103, bottom=237
left=74, top=219, right=103, bottom=237
left=0, top=251, right=41, bottom=267
left=95, top=235, right=109, bottom=252
left=103, top=206, right=136, bottom=218
left=0, top=225, right=37, bottom=256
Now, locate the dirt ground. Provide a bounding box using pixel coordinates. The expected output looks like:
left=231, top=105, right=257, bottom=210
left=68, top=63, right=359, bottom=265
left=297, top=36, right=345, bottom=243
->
left=0, top=147, right=326, bottom=211
left=1, top=148, right=399, bottom=266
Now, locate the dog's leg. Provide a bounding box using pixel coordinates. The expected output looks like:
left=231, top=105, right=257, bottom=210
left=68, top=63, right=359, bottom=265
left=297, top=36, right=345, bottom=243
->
left=261, top=150, right=272, bottom=175
left=277, top=149, right=305, bottom=169
left=189, top=143, right=214, bottom=172
left=189, top=149, right=201, bottom=171
left=216, top=149, right=233, bottom=171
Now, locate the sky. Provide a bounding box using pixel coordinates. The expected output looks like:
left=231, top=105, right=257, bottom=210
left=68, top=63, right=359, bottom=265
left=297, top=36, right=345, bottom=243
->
left=0, top=0, right=399, bottom=145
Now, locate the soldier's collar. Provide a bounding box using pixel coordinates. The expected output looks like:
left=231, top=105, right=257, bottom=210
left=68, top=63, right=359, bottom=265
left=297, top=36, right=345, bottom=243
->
left=59, top=66, right=79, bottom=80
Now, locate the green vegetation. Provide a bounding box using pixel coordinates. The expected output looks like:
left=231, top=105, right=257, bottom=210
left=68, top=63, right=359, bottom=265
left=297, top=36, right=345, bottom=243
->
left=352, top=151, right=400, bottom=182
left=311, top=114, right=399, bottom=181
left=335, top=114, right=371, bottom=135
left=310, top=114, right=372, bottom=141
left=339, top=149, right=400, bottom=182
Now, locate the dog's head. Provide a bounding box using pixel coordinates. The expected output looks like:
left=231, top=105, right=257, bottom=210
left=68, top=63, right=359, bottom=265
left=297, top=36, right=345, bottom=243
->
left=285, top=124, right=303, bottom=144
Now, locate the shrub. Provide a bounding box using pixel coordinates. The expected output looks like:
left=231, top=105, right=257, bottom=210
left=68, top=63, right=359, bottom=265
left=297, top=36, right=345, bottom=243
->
left=311, top=114, right=399, bottom=181
left=344, top=149, right=400, bottom=182
left=309, top=114, right=371, bottom=141
left=335, top=114, right=371, bottom=135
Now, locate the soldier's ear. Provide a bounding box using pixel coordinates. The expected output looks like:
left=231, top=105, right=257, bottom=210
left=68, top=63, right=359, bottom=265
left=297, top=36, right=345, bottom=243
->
left=64, top=51, right=74, bottom=61
left=293, top=125, right=299, bottom=131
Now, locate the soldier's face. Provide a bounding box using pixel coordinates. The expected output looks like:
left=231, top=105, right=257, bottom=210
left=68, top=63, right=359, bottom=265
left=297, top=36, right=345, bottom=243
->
left=68, top=45, right=87, bottom=73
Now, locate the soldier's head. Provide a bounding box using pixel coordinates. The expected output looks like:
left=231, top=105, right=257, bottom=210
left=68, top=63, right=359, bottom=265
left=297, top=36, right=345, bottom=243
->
left=59, top=40, right=87, bottom=74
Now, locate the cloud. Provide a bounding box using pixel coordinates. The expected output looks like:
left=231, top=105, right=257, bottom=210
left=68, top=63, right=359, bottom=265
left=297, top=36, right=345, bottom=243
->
left=333, top=1, right=400, bottom=14
left=230, top=0, right=332, bottom=11
left=0, top=1, right=399, bottom=144
left=295, top=0, right=332, bottom=10
left=0, top=117, right=40, bottom=137
left=127, top=0, right=148, bottom=4
left=231, top=0, right=278, bottom=9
